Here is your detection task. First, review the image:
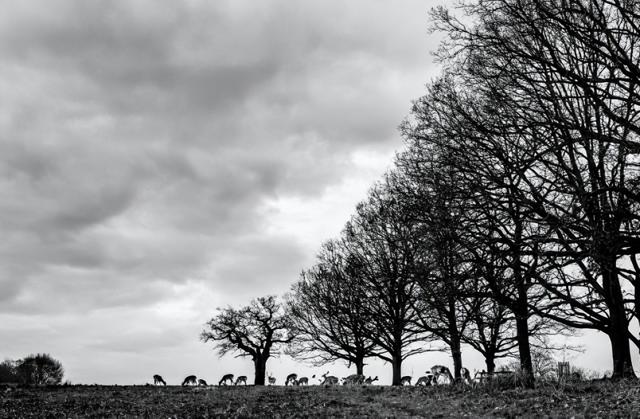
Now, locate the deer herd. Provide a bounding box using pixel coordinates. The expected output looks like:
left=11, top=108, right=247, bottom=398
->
left=151, top=365, right=482, bottom=387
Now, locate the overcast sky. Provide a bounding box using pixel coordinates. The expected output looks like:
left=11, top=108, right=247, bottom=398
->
left=0, top=0, right=628, bottom=385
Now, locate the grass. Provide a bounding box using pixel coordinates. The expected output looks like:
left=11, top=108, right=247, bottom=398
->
left=1, top=379, right=639, bottom=418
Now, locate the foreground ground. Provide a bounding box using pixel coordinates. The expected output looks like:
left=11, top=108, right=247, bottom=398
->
left=1, top=380, right=639, bottom=418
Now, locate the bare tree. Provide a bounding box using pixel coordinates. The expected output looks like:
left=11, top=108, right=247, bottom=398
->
left=201, top=296, right=293, bottom=385
left=343, top=182, right=432, bottom=385
left=399, top=81, right=548, bottom=388
left=387, top=157, right=475, bottom=381
left=430, top=0, right=640, bottom=378
left=287, top=240, right=378, bottom=375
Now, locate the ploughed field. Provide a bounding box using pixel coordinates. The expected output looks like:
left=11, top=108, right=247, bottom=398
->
left=1, top=380, right=639, bottom=418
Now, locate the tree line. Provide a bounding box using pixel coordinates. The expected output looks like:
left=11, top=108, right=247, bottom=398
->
left=202, top=0, right=640, bottom=388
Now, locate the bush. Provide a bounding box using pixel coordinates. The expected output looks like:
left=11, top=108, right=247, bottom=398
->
left=16, top=353, right=64, bottom=385
left=0, top=360, right=19, bottom=383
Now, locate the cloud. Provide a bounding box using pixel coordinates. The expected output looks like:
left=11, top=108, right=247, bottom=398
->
left=0, top=0, right=442, bottom=382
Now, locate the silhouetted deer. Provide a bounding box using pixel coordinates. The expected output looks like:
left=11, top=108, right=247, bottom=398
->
left=285, top=373, right=298, bottom=386
left=182, top=375, right=197, bottom=386
left=153, top=375, right=166, bottom=386
left=400, top=376, right=412, bottom=386
left=219, top=373, right=234, bottom=386
left=460, top=367, right=472, bottom=385
left=341, top=374, right=364, bottom=385
left=198, top=378, right=208, bottom=386
left=364, top=376, right=378, bottom=385
left=415, top=375, right=434, bottom=386
left=234, top=376, right=247, bottom=385
left=297, top=375, right=314, bottom=385
left=430, top=365, right=454, bottom=385
left=267, top=374, right=276, bottom=385
left=320, top=371, right=339, bottom=386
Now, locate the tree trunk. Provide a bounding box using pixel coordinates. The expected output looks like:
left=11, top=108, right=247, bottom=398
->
left=485, top=352, right=496, bottom=375
left=631, top=255, right=640, bottom=360
left=602, top=259, right=636, bottom=378
left=253, top=357, right=267, bottom=386
left=636, top=283, right=640, bottom=362
left=608, top=328, right=635, bottom=379
left=355, top=357, right=365, bottom=376
left=391, top=355, right=402, bottom=386
left=450, top=337, right=463, bottom=381
left=447, top=292, right=463, bottom=381
left=512, top=218, right=534, bottom=389
left=514, top=307, right=534, bottom=388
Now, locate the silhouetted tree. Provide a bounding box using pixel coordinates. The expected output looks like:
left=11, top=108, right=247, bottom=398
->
left=386, top=157, right=474, bottom=381
left=287, top=240, right=378, bottom=375
left=344, top=182, right=432, bottom=385
left=201, top=296, right=293, bottom=385
left=430, top=0, right=640, bottom=378
left=16, top=354, right=64, bottom=385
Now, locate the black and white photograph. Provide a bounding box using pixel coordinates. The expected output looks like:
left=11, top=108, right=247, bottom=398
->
left=1, top=0, right=639, bottom=417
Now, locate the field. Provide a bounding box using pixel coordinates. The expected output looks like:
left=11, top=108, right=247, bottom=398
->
left=1, top=380, right=639, bottom=418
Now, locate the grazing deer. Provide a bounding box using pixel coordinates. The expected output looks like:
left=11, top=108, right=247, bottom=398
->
left=182, top=375, right=197, bottom=386
left=341, top=374, right=357, bottom=385
left=364, top=376, right=379, bottom=385
left=474, top=370, right=488, bottom=384
left=218, top=373, right=234, bottom=386
left=460, top=367, right=472, bottom=385
left=430, top=365, right=454, bottom=385
left=234, top=376, right=247, bottom=386
left=414, top=375, right=433, bottom=386
left=342, top=374, right=365, bottom=385
left=320, top=371, right=339, bottom=386
left=267, top=374, right=276, bottom=385
left=198, top=378, right=208, bottom=386
left=153, top=374, right=166, bottom=386
left=285, top=373, right=298, bottom=386
left=400, top=375, right=412, bottom=386
left=297, top=375, right=314, bottom=385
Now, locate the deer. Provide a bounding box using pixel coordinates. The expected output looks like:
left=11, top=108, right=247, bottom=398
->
left=400, top=375, right=412, bottom=386
left=198, top=378, right=208, bottom=386
left=218, top=373, right=234, bottom=386
left=363, top=376, right=379, bottom=385
left=267, top=374, right=276, bottom=385
left=414, top=375, right=434, bottom=386
left=234, top=376, right=247, bottom=386
left=153, top=374, right=166, bottom=386
left=285, top=373, right=298, bottom=386
left=342, top=374, right=365, bottom=385
left=430, top=365, right=454, bottom=385
left=320, top=371, right=339, bottom=386
left=182, top=375, right=197, bottom=386
left=297, top=375, right=314, bottom=385
left=460, top=367, right=472, bottom=385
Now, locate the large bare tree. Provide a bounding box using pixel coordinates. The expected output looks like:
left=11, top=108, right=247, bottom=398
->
left=388, top=155, right=475, bottom=381
left=201, top=296, right=293, bottom=385
left=343, top=182, right=431, bottom=385
left=287, top=240, right=378, bottom=375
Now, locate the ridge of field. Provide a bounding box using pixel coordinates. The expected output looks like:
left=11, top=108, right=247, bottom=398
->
left=2, top=380, right=639, bottom=418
